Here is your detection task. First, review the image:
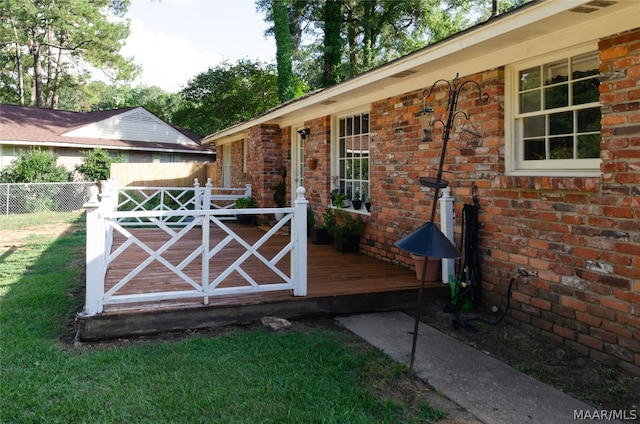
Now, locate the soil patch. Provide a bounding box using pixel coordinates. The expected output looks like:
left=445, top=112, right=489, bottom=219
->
left=418, top=296, right=640, bottom=414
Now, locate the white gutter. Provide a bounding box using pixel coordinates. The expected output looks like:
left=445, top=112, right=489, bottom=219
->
left=0, top=140, right=216, bottom=155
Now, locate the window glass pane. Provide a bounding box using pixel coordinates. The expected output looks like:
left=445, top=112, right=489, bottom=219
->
left=520, top=91, right=541, bottom=113
left=578, top=107, right=601, bottom=132
left=544, top=59, right=568, bottom=85
left=514, top=50, right=600, bottom=172
left=523, top=116, right=545, bottom=138
left=572, top=78, right=599, bottom=105
left=578, top=134, right=601, bottom=159
left=520, top=67, right=540, bottom=90
left=549, top=111, right=572, bottom=135
left=337, top=111, right=371, bottom=207
left=549, top=136, right=574, bottom=159
left=339, top=118, right=345, bottom=137
left=544, top=85, right=568, bottom=109
left=572, top=52, right=598, bottom=78
left=524, top=139, right=545, bottom=160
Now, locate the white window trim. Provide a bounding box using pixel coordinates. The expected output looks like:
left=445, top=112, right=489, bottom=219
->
left=505, top=42, right=602, bottom=177
left=331, top=108, right=372, bottom=215
left=331, top=107, right=371, bottom=186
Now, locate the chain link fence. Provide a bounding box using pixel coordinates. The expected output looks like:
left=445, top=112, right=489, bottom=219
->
left=0, top=182, right=95, bottom=215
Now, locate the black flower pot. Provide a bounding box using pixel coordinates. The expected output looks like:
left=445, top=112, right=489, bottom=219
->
left=311, top=227, right=333, bottom=244
left=334, top=235, right=360, bottom=253
left=236, top=214, right=256, bottom=225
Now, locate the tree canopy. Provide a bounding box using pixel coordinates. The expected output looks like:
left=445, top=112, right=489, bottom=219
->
left=0, top=0, right=139, bottom=108
left=172, top=60, right=282, bottom=137
left=0, top=0, right=532, bottom=136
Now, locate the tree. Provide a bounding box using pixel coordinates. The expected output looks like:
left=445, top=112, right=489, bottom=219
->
left=322, top=0, right=343, bottom=87
left=0, top=148, right=70, bottom=183
left=173, top=60, right=281, bottom=137
left=273, top=0, right=296, bottom=102
left=75, top=148, right=121, bottom=181
left=257, top=0, right=497, bottom=89
left=0, top=0, right=139, bottom=108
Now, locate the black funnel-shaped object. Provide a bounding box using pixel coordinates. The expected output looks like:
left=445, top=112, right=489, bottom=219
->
left=394, top=222, right=461, bottom=258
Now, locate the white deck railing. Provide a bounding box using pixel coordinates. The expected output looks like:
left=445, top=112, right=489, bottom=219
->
left=80, top=180, right=308, bottom=317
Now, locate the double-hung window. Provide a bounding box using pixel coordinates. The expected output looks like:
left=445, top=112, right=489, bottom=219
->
left=508, top=47, right=601, bottom=175
left=335, top=111, right=370, bottom=206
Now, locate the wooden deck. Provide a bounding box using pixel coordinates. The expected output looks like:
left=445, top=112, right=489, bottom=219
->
left=78, top=224, right=448, bottom=340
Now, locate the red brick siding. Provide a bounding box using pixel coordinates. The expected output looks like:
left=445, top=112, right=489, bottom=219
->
left=239, top=27, right=640, bottom=373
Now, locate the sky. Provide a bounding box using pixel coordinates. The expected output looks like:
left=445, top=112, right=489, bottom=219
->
left=120, top=0, right=277, bottom=93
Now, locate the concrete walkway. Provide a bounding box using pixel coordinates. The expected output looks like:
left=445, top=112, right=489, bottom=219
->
left=337, top=311, right=624, bottom=424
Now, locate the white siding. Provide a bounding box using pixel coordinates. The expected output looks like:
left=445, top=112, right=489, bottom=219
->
left=64, top=108, right=195, bottom=145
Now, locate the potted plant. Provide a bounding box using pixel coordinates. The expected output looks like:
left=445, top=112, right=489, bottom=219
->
left=364, top=195, right=371, bottom=213
left=410, top=254, right=442, bottom=282
left=235, top=196, right=256, bottom=225
left=327, top=209, right=365, bottom=252
left=311, top=208, right=334, bottom=244
left=352, top=191, right=362, bottom=210
left=332, top=191, right=350, bottom=208
left=306, top=158, right=318, bottom=170
left=273, top=165, right=287, bottom=221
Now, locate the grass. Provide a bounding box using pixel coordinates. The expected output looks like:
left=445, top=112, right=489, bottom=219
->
left=0, top=212, right=448, bottom=423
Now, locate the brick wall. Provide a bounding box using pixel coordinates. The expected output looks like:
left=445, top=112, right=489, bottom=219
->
left=238, top=27, right=639, bottom=373
left=363, top=28, right=640, bottom=374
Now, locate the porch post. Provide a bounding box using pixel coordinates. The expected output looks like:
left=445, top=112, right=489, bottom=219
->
left=440, top=186, right=455, bottom=283
left=82, top=185, right=105, bottom=316
left=201, top=178, right=212, bottom=304
left=291, top=186, right=308, bottom=296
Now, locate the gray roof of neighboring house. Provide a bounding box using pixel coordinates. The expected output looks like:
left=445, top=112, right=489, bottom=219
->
left=0, top=104, right=215, bottom=155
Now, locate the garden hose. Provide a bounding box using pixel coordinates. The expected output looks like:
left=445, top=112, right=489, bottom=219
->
left=453, top=268, right=531, bottom=331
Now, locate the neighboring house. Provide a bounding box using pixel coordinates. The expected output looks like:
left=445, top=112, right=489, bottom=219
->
left=202, top=1, right=640, bottom=373
left=0, top=105, right=216, bottom=177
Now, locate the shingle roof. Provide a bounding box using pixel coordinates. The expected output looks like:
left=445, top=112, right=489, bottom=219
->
left=0, top=104, right=215, bottom=155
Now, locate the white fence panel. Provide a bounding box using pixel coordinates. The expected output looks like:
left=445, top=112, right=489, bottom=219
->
left=80, top=181, right=307, bottom=317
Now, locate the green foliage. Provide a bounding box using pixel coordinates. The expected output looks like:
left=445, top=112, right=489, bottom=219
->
left=0, top=149, right=70, bottom=183
left=322, top=0, right=343, bottom=87
left=174, top=59, right=281, bottom=137
left=235, top=196, right=256, bottom=209
left=273, top=165, right=287, bottom=207
left=75, top=148, right=121, bottom=181
left=327, top=209, right=366, bottom=241
left=0, top=0, right=139, bottom=108
left=273, top=0, right=296, bottom=102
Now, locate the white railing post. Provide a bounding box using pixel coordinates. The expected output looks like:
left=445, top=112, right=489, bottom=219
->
left=194, top=178, right=201, bottom=211
left=245, top=184, right=252, bottom=198
left=440, top=186, right=455, bottom=284
left=291, top=186, right=308, bottom=296
left=82, top=185, right=105, bottom=316
left=201, top=178, right=212, bottom=304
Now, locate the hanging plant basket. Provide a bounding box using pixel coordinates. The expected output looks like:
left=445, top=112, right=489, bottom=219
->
left=306, top=158, right=318, bottom=170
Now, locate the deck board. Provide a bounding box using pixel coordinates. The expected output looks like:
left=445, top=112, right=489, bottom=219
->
left=79, top=223, right=448, bottom=340
left=101, top=223, right=444, bottom=313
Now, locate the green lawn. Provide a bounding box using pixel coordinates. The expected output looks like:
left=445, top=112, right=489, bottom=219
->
left=0, top=212, right=447, bottom=423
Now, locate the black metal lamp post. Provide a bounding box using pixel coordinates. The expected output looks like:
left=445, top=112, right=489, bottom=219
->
left=395, top=73, right=488, bottom=377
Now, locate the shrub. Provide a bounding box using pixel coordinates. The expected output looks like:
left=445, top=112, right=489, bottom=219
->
left=0, top=149, right=70, bottom=183
left=75, top=148, right=121, bottom=181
